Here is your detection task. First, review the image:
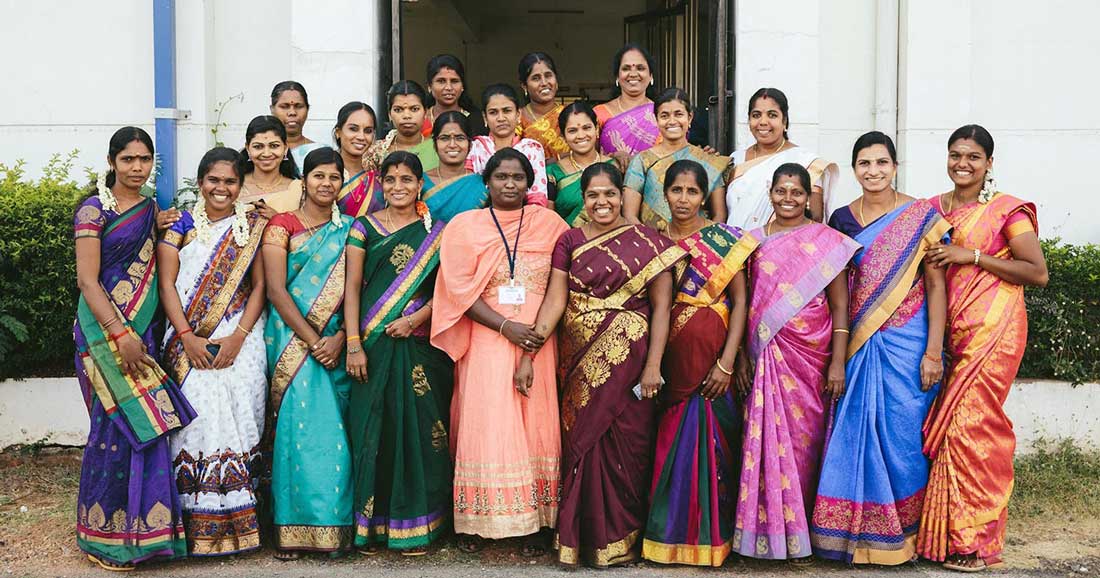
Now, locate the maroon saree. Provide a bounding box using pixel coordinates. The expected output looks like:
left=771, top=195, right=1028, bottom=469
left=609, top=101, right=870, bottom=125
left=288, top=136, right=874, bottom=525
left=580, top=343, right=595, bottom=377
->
left=553, top=224, right=686, bottom=567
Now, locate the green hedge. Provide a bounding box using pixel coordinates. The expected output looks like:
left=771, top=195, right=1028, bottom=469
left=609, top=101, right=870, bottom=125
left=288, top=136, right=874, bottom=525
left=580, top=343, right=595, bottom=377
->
left=1019, top=239, right=1100, bottom=384
left=0, top=156, right=83, bottom=378
left=0, top=157, right=1098, bottom=382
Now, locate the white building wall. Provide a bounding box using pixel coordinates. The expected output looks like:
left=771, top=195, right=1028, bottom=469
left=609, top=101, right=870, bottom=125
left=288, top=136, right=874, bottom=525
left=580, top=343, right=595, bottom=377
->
left=1, top=0, right=1097, bottom=243
left=0, top=0, right=154, bottom=178
left=899, top=0, right=1100, bottom=244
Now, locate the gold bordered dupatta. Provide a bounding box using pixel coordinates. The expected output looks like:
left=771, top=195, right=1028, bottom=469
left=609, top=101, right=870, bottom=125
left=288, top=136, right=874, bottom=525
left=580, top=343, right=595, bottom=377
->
left=847, top=200, right=951, bottom=357
left=163, top=212, right=268, bottom=383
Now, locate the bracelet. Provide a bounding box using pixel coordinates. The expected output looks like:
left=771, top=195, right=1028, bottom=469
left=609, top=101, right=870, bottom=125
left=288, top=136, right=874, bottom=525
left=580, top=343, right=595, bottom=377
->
left=345, top=334, right=361, bottom=344
left=235, top=325, right=251, bottom=336
left=973, top=248, right=981, bottom=266
left=715, top=358, right=734, bottom=375
left=923, top=352, right=941, bottom=363
left=108, top=330, right=129, bottom=341
left=499, top=318, right=510, bottom=335
left=833, top=328, right=850, bottom=334
left=347, top=345, right=363, bottom=354
left=102, top=317, right=119, bottom=330
left=177, top=327, right=193, bottom=338
left=406, top=316, right=415, bottom=330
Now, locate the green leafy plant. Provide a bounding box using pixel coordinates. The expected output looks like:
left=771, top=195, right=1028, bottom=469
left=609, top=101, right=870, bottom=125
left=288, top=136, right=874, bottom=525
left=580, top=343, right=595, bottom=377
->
left=1020, top=239, right=1100, bottom=384
left=0, top=155, right=83, bottom=378
left=0, top=312, right=28, bottom=364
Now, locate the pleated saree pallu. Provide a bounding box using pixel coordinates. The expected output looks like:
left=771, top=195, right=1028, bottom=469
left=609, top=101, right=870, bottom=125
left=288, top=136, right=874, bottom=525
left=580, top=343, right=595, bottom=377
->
left=734, top=223, right=858, bottom=560
left=347, top=216, right=453, bottom=550
left=263, top=213, right=355, bottom=553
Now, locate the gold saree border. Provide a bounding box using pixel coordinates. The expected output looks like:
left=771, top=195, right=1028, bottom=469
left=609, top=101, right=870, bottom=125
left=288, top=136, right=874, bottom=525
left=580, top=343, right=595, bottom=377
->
left=269, top=249, right=348, bottom=419
left=642, top=537, right=733, bottom=567
left=275, top=524, right=353, bottom=551
left=559, top=529, right=642, bottom=568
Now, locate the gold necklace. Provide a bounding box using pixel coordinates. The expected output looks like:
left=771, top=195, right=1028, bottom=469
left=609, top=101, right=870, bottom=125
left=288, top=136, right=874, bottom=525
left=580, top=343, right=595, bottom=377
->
left=858, top=189, right=899, bottom=226
left=568, top=151, right=603, bottom=173
left=755, top=137, right=786, bottom=158
left=250, top=174, right=285, bottom=193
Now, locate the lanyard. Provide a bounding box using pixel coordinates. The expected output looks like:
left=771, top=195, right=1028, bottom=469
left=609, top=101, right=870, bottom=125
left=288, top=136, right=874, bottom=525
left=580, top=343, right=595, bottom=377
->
left=489, top=205, right=524, bottom=280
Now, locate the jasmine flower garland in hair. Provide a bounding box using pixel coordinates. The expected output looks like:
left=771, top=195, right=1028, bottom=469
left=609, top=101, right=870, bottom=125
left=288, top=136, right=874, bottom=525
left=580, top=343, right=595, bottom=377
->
left=96, top=168, right=117, bottom=212
left=979, top=168, right=996, bottom=204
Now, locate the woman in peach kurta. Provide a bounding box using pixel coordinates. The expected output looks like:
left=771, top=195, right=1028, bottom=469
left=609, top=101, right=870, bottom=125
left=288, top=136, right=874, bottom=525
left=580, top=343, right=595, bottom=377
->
left=431, top=148, right=569, bottom=553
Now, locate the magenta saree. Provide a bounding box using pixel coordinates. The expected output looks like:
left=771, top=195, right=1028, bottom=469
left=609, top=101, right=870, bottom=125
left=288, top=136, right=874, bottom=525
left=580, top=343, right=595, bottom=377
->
left=594, top=102, right=660, bottom=156
left=734, top=223, right=859, bottom=560
left=554, top=224, right=686, bottom=567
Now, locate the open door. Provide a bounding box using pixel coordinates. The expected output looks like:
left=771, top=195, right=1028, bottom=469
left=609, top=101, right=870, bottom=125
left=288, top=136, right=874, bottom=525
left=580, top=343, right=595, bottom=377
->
left=624, top=0, right=733, bottom=151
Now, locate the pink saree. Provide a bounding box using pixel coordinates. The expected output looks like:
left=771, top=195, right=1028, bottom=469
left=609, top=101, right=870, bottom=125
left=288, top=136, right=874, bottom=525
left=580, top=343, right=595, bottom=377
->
left=734, top=223, right=859, bottom=559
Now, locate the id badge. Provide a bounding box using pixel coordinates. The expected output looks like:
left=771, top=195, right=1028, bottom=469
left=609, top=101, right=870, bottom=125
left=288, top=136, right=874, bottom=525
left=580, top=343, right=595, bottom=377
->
left=498, top=280, right=527, bottom=305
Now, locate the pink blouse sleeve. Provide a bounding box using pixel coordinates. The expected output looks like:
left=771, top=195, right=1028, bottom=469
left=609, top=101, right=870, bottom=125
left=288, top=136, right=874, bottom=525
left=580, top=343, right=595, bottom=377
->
left=520, top=139, right=548, bottom=207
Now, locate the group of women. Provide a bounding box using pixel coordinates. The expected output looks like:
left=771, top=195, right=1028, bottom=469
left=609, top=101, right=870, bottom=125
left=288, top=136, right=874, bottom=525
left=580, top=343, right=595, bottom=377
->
left=71, top=44, right=1047, bottom=574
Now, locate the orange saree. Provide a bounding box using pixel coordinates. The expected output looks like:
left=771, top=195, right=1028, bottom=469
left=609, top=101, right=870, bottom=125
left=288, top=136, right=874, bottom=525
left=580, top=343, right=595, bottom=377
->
left=917, top=193, right=1038, bottom=566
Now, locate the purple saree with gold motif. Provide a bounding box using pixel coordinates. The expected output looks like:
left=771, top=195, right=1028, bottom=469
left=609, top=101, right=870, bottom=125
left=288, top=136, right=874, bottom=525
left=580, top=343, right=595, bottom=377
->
left=73, top=196, right=195, bottom=565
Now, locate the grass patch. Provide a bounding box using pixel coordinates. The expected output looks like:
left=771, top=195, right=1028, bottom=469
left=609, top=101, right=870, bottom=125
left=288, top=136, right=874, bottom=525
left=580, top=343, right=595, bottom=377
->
left=1012, top=439, right=1100, bottom=520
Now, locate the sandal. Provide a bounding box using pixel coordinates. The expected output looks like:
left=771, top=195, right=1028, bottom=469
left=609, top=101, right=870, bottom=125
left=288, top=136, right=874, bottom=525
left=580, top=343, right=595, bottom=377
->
left=943, top=553, right=1003, bottom=573
left=457, top=534, right=485, bottom=554
left=273, top=549, right=301, bottom=561
left=520, top=541, right=547, bottom=558
left=357, top=544, right=383, bottom=556
left=401, top=546, right=429, bottom=557
left=88, top=554, right=135, bottom=572
left=789, top=556, right=815, bottom=567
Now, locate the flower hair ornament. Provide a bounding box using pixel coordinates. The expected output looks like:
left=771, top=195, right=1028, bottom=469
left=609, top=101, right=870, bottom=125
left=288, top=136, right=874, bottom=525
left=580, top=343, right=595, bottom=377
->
left=331, top=198, right=343, bottom=226
left=979, top=167, right=996, bottom=204
left=416, top=200, right=432, bottom=232
left=96, top=168, right=118, bottom=212
left=194, top=194, right=250, bottom=246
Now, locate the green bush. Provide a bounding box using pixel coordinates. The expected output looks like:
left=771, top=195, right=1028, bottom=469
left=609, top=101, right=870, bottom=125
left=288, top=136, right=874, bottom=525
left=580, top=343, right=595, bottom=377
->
left=0, top=154, right=84, bottom=379
left=1019, top=239, right=1100, bottom=384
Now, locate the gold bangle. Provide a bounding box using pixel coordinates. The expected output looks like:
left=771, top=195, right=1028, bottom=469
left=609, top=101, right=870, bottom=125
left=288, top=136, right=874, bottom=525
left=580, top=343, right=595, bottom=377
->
left=345, top=334, right=360, bottom=344
left=833, top=328, right=850, bottom=334
left=715, top=358, right=734, bottom=375
left=923, top=352, right=941, bottom=363
left=406, top=316, right=415, bottom=330
left=236, top=325, right=252, bottom=336
left=499, top=318, right=510, bottom=334
left=102, top=317, right=119, bottom=330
